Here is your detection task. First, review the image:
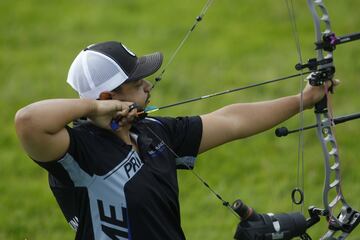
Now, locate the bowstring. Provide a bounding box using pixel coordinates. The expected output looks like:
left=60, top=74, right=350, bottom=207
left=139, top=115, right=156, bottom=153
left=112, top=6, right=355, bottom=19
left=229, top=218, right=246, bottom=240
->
left=143, top=0, right=241, bottom=219
left=285, top=0, right=306, bottom=213
left=152, top=0, right=215, bottom=90
left=145, top=0, right=313, bottom=222
left=144, top=125, right=240, bottom=219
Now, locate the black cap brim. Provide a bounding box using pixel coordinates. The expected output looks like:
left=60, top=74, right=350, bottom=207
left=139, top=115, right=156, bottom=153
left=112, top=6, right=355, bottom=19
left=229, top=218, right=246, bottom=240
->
left=127, top=52, right=163, bottom=82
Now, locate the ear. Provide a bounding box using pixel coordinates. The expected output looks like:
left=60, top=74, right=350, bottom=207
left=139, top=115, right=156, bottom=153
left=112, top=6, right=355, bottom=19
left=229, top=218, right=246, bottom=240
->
left=98, top=91, right=113, bottom=100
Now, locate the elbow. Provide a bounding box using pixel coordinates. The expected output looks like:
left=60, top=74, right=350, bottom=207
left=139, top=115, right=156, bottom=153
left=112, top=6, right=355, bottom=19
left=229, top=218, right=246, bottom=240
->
left=14, top=107, right=36, bottom=137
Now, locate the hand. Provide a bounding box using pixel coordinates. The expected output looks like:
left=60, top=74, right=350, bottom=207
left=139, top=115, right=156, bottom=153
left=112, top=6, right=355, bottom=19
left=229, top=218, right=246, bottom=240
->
left=88, top=100, right=138, bottom=130
left=302, top=76, right=340, bottom=109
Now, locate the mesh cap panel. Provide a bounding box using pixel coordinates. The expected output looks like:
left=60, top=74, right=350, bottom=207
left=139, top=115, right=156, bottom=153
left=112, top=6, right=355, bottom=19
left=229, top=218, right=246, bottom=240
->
left=68, top=51, right=91, bottom=93
left=67, top=50, right=128, bottom=99
left=87, top=51, right=125, bottom=87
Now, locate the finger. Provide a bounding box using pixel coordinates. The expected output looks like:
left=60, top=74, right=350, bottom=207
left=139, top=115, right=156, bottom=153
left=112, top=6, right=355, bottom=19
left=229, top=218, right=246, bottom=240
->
left=332, top=79, right=340, bottom=86
left=125, top=114, right=136, bottom=123
left=121, top=102, right=137, bottom=113
left=119, top=103, right=138, bottom=116
left=122, top=109, right=137, bottom=123
left=111, top=101, right=132, bottom=112
left=113, top=106, right=136, bottom=122
left=111, top=113, right=131, bottom=130
left=128, top=107, right=138, bottom=118
left=128, top=103, right=139, bottom=112
left=119, top=116, right=132, bottom=127
left=326, top=78, right=340, bottom=89
left=114, top=111, right=126, bottom=120
left=111, top=102, right=138, bottom=128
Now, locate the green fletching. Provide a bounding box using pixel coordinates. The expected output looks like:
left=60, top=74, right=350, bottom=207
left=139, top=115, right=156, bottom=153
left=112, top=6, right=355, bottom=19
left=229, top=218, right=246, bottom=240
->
left=144, top=105, right=159, bottom=113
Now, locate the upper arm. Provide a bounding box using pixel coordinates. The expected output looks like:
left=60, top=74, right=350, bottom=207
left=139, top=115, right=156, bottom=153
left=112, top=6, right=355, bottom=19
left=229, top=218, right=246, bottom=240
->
left=199, top=107, right=240, bottom=154
left=15, top=109, right=70, bottom=162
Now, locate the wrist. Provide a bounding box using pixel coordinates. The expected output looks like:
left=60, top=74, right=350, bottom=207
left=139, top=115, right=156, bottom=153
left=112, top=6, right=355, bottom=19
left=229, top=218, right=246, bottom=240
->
left=84, top=99, right=99, bottom=116
left=295, top=93, right=309, bottom=111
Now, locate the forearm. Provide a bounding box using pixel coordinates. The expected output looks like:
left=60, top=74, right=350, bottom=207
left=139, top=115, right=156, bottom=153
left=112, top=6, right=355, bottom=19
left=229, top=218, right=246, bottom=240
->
left=199, top=81, right=330, bottom=153
left=15, top=99, right=96, bottom=134
left=217, top=94, right=301, bottom=138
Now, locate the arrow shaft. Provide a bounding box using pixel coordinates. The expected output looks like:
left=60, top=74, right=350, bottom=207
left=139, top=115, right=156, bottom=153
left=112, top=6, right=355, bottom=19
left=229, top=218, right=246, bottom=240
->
left=155, top=71, right=310, bottom=111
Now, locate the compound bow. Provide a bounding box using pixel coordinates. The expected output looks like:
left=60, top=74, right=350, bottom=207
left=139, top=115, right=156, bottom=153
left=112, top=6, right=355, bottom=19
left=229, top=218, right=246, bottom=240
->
left=298, top=0, right=360, bottom=238
left=232, top=1, right=360, bottom=239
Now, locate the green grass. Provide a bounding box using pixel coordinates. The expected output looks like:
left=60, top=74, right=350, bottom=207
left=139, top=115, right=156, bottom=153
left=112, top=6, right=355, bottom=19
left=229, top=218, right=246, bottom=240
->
left=1, top=0, right=360, bottom=239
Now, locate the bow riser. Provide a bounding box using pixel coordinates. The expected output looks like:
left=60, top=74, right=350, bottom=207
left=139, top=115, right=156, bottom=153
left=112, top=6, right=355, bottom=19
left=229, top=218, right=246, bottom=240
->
left=307, top=0, right=360, bottom=238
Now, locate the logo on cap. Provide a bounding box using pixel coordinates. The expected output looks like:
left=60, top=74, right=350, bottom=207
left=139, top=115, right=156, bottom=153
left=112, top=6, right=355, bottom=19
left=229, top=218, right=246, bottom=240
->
left=121, top=44, right=136, bottom=57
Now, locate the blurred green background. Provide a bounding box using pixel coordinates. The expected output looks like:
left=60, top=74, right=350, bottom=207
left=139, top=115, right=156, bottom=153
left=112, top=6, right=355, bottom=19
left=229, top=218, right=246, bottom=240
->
left=1, top=0, right=360, bottom=239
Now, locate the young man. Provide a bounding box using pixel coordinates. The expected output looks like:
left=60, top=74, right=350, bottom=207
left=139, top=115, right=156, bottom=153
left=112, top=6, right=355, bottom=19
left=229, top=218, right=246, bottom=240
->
left=15, top=41, right=331, bottom=240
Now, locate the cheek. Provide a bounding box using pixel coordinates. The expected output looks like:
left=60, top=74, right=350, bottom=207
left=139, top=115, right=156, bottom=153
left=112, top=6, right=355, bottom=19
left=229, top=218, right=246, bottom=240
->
left=126, top=91, right=145, bottom=103
left=114, top=86, right=146, bottom=103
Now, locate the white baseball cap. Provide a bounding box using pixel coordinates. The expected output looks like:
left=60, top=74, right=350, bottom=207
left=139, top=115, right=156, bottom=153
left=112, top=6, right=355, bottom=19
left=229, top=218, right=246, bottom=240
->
left=67, top=41, right=163, bottom=99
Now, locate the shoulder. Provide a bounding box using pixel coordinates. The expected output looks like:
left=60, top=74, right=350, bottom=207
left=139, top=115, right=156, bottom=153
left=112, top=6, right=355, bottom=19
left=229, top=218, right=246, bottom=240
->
left=137, top=115, right=203, bottom=142
left=141, top=116, right=202, bottom=128
left=69, top=120, right=115, bottom=139
left=66, top=121, right=122, bottom=156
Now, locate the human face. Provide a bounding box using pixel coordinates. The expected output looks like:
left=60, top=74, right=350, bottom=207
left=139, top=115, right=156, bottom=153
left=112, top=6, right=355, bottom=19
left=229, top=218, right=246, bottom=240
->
left=111, top=79, right=153, bottom=110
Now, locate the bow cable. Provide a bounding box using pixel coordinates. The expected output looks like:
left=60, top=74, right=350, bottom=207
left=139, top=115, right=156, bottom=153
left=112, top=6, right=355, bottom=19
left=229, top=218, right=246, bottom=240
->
left=285, top=0, right=306, bottom=212
left=145, top=125, right=240, bottom=219
left=140, top=0, right=240, bottom=219
left=139, top=0, right=311, bottom=218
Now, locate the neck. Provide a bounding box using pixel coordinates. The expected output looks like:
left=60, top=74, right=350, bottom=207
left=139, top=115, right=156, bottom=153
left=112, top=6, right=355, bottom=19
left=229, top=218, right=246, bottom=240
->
left=115, top=125, right=139, bottom=153
left=115, top=125, right=132, bottom=145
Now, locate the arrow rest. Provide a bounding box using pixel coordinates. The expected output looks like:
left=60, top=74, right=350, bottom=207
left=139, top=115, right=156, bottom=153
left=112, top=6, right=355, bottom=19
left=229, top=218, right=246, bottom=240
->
left=306, top=67, right=335, bottom=88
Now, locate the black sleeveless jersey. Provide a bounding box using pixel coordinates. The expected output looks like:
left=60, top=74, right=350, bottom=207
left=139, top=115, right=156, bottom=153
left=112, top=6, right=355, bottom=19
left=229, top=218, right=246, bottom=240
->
left=36, top=116, right=202, bottom=240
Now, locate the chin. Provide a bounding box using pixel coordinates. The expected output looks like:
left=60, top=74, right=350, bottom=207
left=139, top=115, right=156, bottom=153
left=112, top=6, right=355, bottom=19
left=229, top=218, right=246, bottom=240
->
left=137, top=103, right=146, bottom=111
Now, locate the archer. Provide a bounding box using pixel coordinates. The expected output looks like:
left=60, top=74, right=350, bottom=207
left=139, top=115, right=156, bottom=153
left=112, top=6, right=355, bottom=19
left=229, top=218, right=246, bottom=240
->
left=14, top=41, right=331, bottom=240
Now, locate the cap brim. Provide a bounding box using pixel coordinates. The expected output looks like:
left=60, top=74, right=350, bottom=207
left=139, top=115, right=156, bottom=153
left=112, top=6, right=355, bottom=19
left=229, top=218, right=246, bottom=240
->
left=127, top=52, right=163, bottom=82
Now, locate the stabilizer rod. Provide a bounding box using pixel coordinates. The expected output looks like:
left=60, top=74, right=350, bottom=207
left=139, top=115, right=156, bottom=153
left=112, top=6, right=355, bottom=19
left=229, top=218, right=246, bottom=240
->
left=275, top=112, right=360, bottom=137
